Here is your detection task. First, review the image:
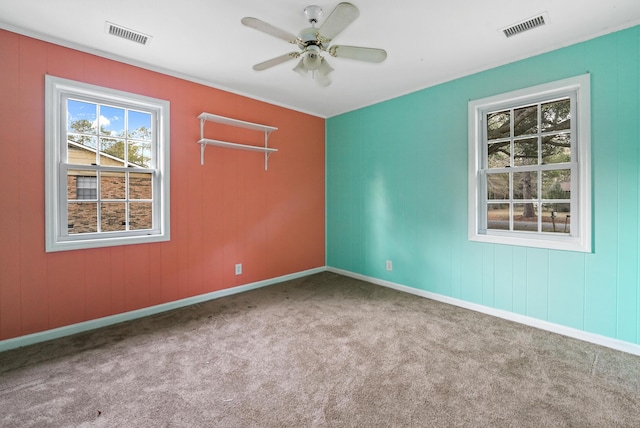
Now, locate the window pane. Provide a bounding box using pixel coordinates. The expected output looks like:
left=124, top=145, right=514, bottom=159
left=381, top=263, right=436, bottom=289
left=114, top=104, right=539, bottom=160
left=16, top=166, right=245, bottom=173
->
left=513, top=138, right=538, bottom=166
left=513, top=171, right=538, bottom=199
left=541, top=203, right=571, bottom=234
left=487, top=110, right=510, bottom=140
left=129, top=173, right=152, bottom=199
left=128, top=141, right=152, bottom=168
left=542, top=133, right=571, bottom=164
left=101, top=172, right=126, bottom=200
left=67, top=100, right=98, bottom=164
left=128, top=110, right=152, bottom=140
left=67, top=138, right=98, bottom=165
left=487, top=142, right=510, bottom=168
left=487, top=173, right=509, bottom=200
left=541, top=99, right=570, bottom=131
left=129, top=202, right=153, bottom=230
left=487, top=203, right=509, bottom=230
left=513, top=203, right=538, bottom=231
left=101, top=202, right=126, bottom=232
left=67, top=100, right=97, bottom=135
left=542, top=170, right=571, bottom=200
left=68, top=202, right=97, bottom=234
left=100, top=105, right=125, bottom=137
left=67, top=170, right=96, bottom=200
left=513, top=105, right=538, bottom=136
left=68, top=135, right=98, bottom=151
left=76, top=176, right=97, bottom=200
left=100, top=138, right=126, bottom=166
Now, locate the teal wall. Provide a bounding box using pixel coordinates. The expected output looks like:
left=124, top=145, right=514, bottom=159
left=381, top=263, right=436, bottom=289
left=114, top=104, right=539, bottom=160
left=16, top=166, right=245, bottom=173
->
left=326, top=26, right=640, bottom=345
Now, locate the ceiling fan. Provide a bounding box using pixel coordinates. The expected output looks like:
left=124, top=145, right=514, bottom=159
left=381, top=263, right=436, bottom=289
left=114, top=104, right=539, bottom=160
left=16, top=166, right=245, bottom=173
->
left=241, top=2, right=387, bottom=87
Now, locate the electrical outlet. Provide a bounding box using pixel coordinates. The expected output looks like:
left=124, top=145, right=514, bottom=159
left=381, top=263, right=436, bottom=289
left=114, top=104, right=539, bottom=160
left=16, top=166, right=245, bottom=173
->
left=235, top=263, right=242, bottom=275
left=386, top=260, right=392, bottom=271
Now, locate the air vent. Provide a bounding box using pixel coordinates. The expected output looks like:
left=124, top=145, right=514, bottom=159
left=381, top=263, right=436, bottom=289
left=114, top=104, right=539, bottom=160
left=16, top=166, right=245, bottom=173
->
left=501, top=13, right=548, bottom=38
left=105, top=21, right=152, bottom=45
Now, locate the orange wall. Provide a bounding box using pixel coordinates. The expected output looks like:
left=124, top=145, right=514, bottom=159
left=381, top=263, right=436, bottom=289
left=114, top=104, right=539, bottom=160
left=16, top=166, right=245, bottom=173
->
left=0, top=30, right=326, bottom=341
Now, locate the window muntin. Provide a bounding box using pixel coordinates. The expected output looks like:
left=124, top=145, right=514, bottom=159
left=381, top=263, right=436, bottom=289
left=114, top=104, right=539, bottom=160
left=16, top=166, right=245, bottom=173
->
left=468, top=75, right=591, bottom=252
left=45, top=76, right=170, bottom=252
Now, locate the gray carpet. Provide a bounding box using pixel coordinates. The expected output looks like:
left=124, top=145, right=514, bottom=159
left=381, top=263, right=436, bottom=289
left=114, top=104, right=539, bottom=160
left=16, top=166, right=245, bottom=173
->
left=1, top=272, right=639, bottom=427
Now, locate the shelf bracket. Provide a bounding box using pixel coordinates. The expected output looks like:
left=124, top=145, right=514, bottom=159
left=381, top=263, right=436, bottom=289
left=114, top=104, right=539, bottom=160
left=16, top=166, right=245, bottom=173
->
left=200, top=118, right=206, bottom=165
left=264, top=130, right=271, bottom=171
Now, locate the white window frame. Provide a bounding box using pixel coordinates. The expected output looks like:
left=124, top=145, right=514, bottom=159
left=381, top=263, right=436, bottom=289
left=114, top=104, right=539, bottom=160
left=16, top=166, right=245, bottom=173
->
left=45, top=75, right=170, bottom=252
left=468, top=74, right=591, bottom=252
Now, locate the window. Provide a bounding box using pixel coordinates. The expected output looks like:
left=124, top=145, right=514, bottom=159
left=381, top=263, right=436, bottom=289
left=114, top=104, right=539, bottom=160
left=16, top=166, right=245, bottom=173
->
left=468, top=74, right=591, bottom=252
left=45, top=76, right=170, bottom=252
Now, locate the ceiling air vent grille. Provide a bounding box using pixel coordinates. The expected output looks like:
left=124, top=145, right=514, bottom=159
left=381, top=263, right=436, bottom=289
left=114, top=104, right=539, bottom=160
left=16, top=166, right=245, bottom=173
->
left=501, top=13, right=548, bottom=38
left=105, top=21, right=151, bottom=45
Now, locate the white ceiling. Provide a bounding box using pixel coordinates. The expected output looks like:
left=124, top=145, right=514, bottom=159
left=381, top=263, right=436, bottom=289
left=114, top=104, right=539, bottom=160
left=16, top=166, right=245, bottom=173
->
left=1, top=0, right=639, bottom=118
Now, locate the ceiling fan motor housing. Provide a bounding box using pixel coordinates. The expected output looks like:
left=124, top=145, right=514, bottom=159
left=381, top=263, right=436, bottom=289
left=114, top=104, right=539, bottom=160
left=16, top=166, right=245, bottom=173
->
left=298, top=27, right=322, bottom=47
left=298, top=26, right=324, bottom=71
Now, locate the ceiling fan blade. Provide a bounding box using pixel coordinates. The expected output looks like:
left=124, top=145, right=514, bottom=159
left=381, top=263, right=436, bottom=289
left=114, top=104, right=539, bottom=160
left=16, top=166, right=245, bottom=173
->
left=328, top=45, right=387, bottom=63
left=241, top=17, right=298, bottom=44
left=253, top=52, right=300, bottom=71
left=318, top=2, right=359, bottom=42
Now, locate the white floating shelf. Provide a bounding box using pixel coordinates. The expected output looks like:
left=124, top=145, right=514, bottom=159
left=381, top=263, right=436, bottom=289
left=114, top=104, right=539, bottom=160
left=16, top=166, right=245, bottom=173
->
left=197, top=112, right=278, bottom=170
left=197, top=113, right=278, bottom=133
left=198, top=139, right=278, bottom=153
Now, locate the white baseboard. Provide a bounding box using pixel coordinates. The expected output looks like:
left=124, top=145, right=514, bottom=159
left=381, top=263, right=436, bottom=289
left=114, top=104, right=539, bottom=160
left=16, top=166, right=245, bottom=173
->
left=327, top=267, right=640, bottom=357
left=4, top=266, right=639, bottom=357
left=0, top=267, right=326, bottom=352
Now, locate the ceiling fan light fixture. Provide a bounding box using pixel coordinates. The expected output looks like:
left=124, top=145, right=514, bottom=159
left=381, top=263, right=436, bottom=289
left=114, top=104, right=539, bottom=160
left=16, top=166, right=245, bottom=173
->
left=293, top=58, right=308, bottom=76
left=303, top=45, right=322, bottom=70
left=317, top=58, right=334, bottom=77
left=315, top=72, right=332, bottom=87
left=315, top=58, right=334, bottom=87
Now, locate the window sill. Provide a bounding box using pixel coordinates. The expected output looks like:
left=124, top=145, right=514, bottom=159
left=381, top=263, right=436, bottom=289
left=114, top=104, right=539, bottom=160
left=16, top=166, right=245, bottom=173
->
left=47, top=232, right=169, bottom=252
left=469, top=230, right=591, bottom=253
